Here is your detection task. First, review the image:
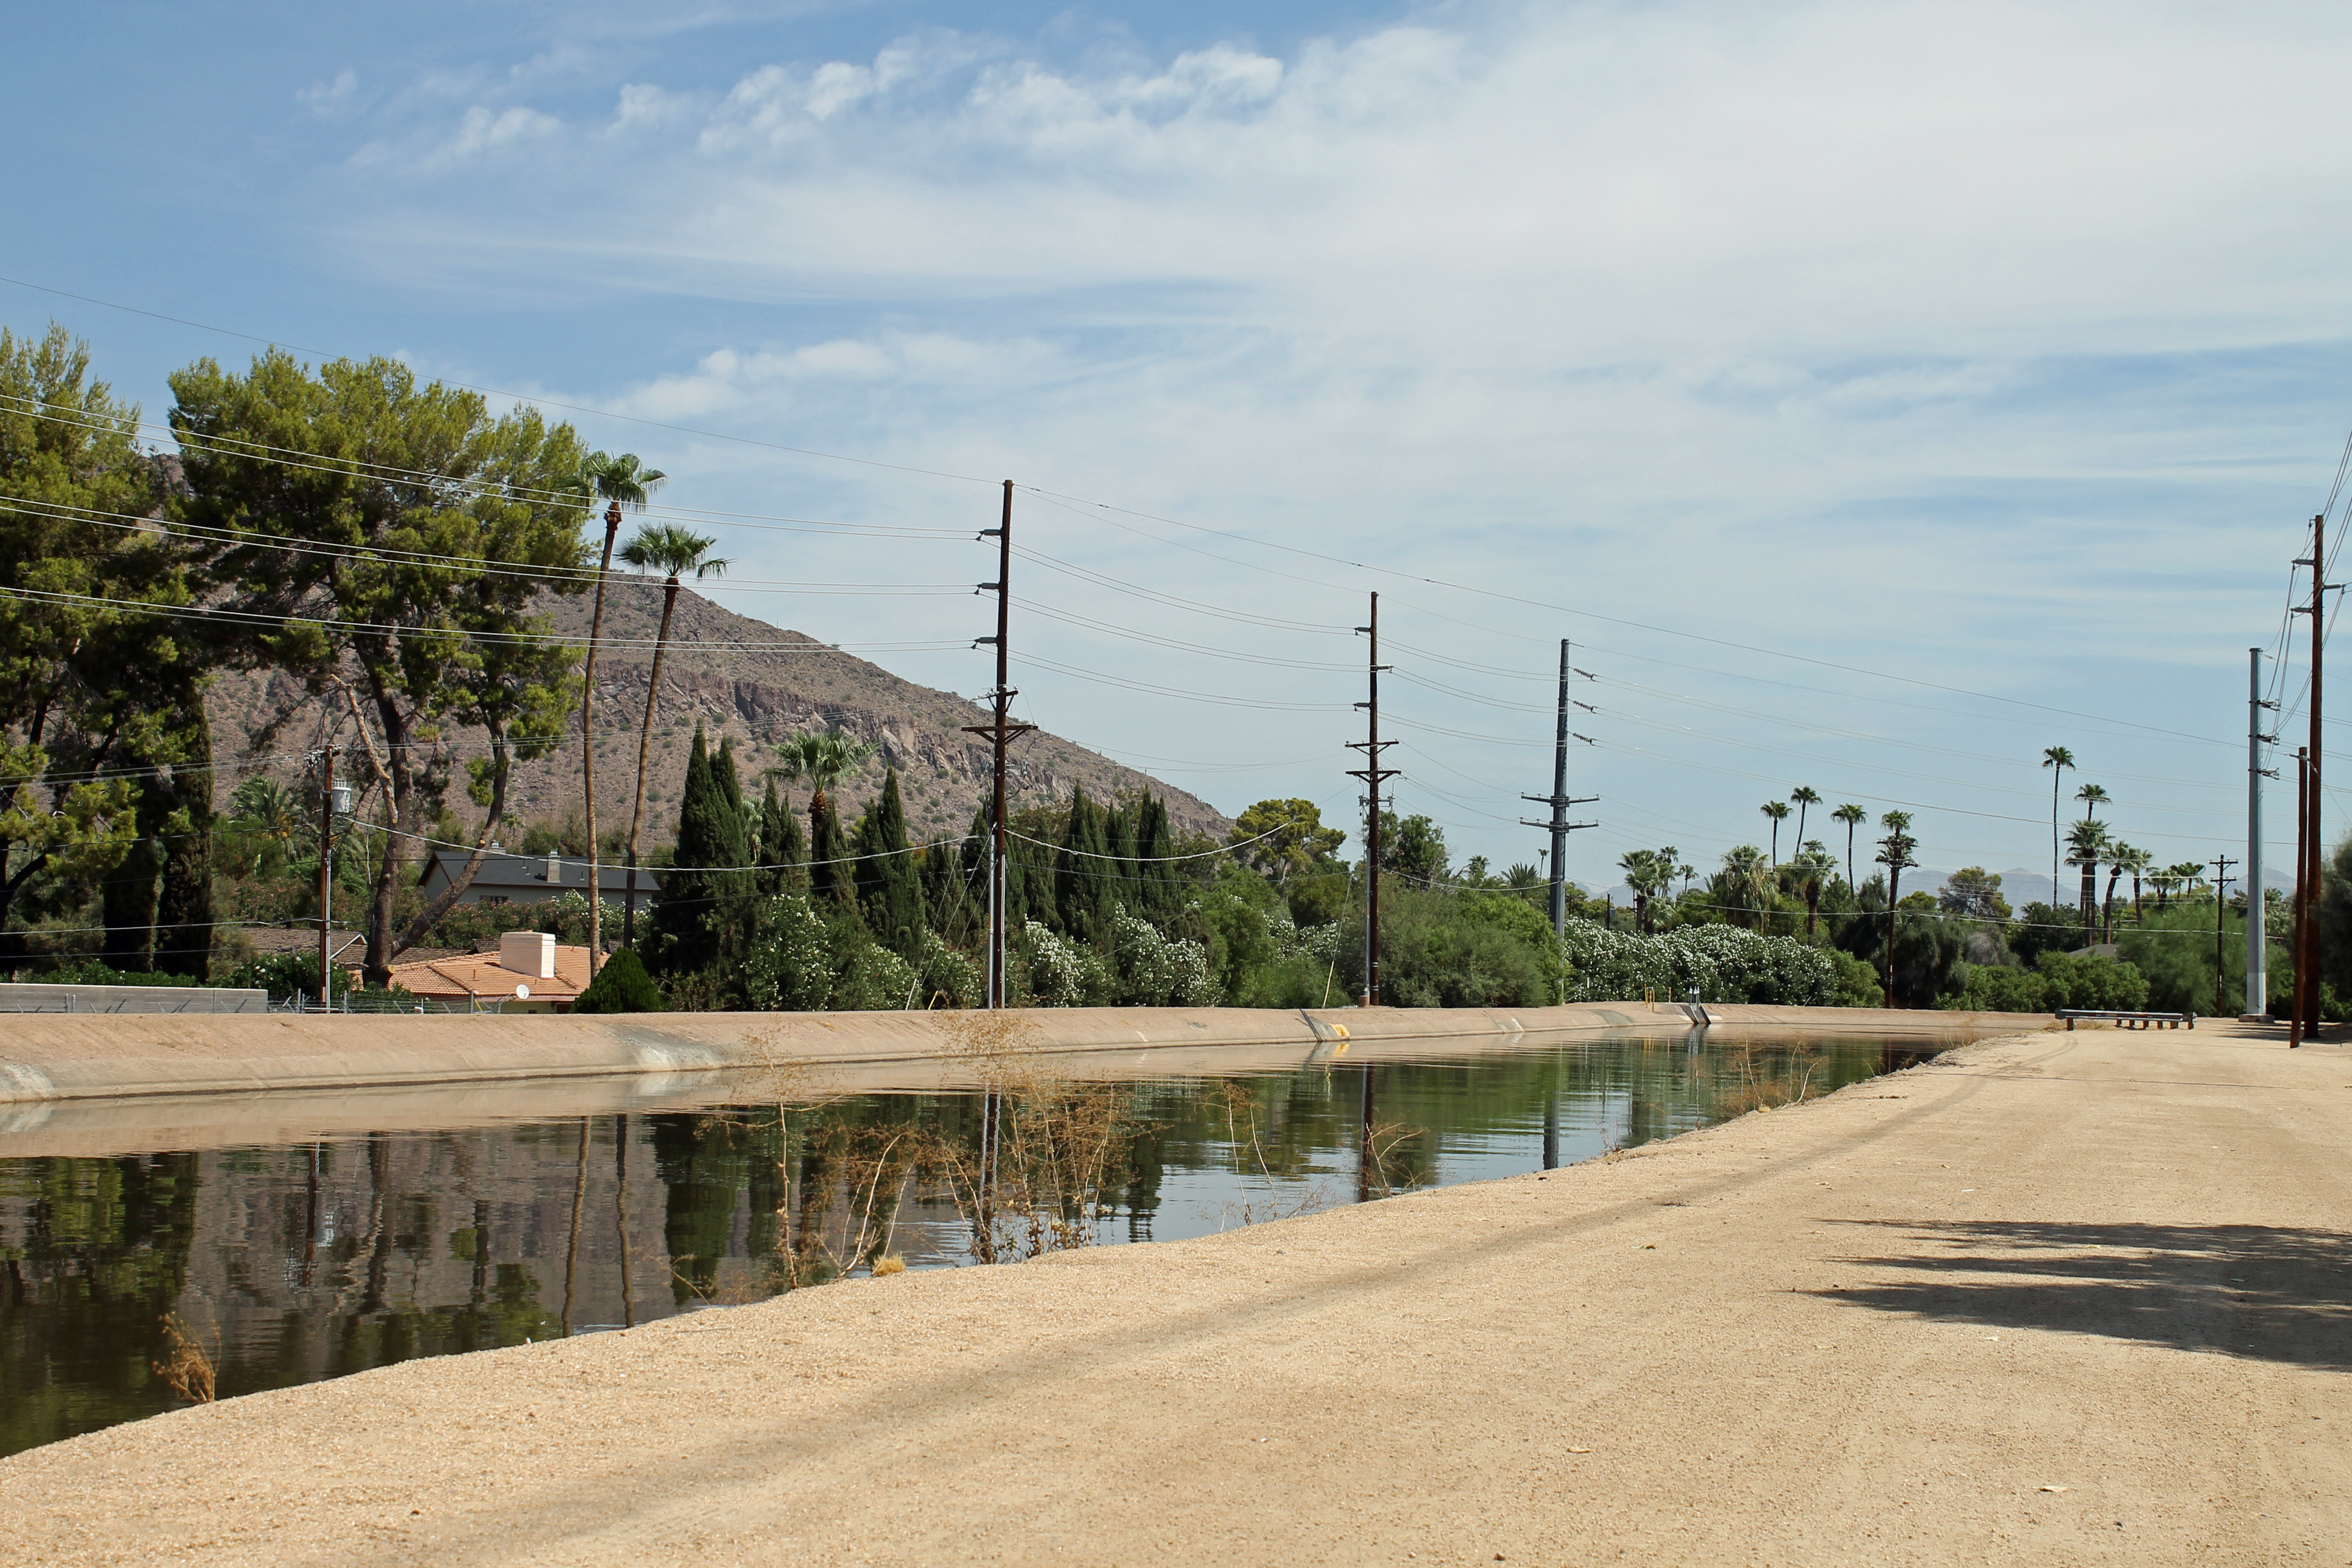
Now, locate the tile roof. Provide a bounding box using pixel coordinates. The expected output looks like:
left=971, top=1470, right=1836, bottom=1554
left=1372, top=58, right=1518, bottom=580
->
left=384, top=944, right=594, bottom=1004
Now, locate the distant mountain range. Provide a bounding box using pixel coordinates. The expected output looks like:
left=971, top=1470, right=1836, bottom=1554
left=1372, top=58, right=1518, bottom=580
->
left=203, top=582, right=1235, bottom=849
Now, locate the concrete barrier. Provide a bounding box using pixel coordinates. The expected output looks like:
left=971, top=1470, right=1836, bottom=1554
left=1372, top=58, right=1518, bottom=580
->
left=0, top=1001, right=2049, bottom=1108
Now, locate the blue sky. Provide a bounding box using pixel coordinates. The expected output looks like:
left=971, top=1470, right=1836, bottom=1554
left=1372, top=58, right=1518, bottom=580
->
left=13, top=0, right=2352, bottom=901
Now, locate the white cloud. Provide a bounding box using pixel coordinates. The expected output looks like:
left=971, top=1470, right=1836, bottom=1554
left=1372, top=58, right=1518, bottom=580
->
left=297, top=69, right=358, bottom=113
left=306, top=1, right=2352, bottom=873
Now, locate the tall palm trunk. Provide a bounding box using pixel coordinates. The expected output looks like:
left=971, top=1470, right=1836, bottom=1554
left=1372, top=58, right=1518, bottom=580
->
left=580, top=502, right=621, bottom=974
left=1884, top=862, right=1904, bottom=1003
left=2079, top=857, right=2098, bottom=944
left=2051, top=777, right=2062, bottom=919
left=624, top=574, right=683, bottom=946
left=2103, top=864, right=2126, bottom=941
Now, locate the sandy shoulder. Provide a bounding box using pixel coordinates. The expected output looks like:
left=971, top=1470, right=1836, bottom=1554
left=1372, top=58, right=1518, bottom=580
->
left=4, top=1025, right=2346, bottom=1567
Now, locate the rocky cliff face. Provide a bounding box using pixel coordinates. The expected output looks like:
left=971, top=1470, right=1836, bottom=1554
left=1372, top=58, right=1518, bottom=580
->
left=204, top=582, right=1234, bottom=849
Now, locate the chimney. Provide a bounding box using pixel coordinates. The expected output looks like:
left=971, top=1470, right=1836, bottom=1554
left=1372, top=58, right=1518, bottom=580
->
left=500, top=930, right=556, bottom=979
left=546, top=854, right=560, bottom=886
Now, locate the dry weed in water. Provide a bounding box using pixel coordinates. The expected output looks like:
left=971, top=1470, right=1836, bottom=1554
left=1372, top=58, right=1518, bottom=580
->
left=1212, top=1082, right=1330, bottom=1227
left=154, top=1312, right=219, bottom=1404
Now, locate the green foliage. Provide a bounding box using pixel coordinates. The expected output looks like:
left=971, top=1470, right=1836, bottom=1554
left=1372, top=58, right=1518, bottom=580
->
left=852, top=767, right=928, bottom=961
left=1937, top=949, right=2150, bottom=1013
left=1337, top=884, right=1552, bottom=1008
left=172, top=346, right=591, bottom=976
left=1229, top=798, right=1346, bottom=885
left=0, top=324, right=198, bottom=962
left=40, top=957, right=200, bottom=988
left=650, top=727, right=755, bottom=976
left=1378, top=812, right=1449, bottom=888
left=1558, top=918, right=1842, bottom=1005
left=571, top=947, right=662, bottom=1013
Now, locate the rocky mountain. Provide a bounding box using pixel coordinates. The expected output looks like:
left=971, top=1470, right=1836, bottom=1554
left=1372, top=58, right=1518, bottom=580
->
left=203, top=582, right=1235, bottom=850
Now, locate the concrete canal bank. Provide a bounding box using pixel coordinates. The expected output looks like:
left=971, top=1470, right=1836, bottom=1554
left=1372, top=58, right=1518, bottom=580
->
left=3, top=1020, right=2340, bottom=1566
left=0, top=1000, right=2034, bottom=1107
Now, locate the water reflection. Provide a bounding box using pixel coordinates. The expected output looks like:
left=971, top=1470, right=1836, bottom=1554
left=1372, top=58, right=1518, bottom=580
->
left=0, top=1032, right=1929, bottom=1455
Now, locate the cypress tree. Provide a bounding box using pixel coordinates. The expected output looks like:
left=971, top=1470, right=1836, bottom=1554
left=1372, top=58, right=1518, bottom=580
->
left=757, top=777, right=805, bottom=895
left=1135, top=793, right=1181, bottom=926
left=1055, top=787, right=1114, bottom=946
left=649, top=727, right=716, bottom=972
left=809, top=787, right=858, bottom=912
left=852, top=769, right=928, bottom=960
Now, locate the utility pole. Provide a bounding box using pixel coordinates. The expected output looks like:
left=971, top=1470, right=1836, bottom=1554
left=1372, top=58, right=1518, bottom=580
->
left=316, top=745, right=334, bottom=1012
left=1347, top=593, right=1400, bottom=1006
left=962, top=481, right=1036, bottom=1009
left=1520, top=639, right=1598, bottom=938
left=2293, top=513, right=2337, bottom=1044
left=2211, top=854, right=2236, bottom=1019
left=2293, top=746, right=2311, bottom=1049
left=2247, top=647, right=2278, bottom=1019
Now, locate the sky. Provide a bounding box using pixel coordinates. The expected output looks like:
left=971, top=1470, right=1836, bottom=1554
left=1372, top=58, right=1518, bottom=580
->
left=10, top=0, right=2352, bottom=905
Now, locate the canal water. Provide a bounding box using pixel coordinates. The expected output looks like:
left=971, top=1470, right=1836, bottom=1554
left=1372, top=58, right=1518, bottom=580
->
left=1, top=1030, right=1951, bottom=1456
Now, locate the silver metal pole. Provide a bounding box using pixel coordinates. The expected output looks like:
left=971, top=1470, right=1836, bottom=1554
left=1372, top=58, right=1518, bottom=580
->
left=2246, top=646, right=2268, bottom=1019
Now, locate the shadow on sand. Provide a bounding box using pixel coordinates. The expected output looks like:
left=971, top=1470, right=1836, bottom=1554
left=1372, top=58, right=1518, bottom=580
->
left=1811, top=1219, right=2352, bottom=1370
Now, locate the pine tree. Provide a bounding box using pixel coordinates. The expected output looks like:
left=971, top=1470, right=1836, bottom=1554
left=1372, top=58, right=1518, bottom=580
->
left=853, top=767, right=928, bottom=960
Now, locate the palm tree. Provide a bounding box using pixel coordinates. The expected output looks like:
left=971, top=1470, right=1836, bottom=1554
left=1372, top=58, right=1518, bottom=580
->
left=1618, top=848, right=1663, bottom=933
left=1832, top=803, right=1868, bottom=894
left=2149, top=864, right=2181, bottom=910
left=1793, top=840, right=1834, bottom=940
left=774, top=729, right=872, bottom=825
left=2041, top=747, right=2075, bottom=912
left=575, top=451, right=666, bottom=973
left=2116, top=844, right=2152, bottom=925
left=2102, top=842, right=2140, bottom=940
left=2075, top=781, right=2110, bottom=820
left=1760, top=800, right=1792, bottom=864
left=1874, top=811, right=1919, bottom=1000
left=618, top=523, right=731, bottom=946
left=1716, top=845, right=1774, bottom=931
left=1788, top=786, right=1821, bottom=853
left=2064, top=818, right=2109, bottom=945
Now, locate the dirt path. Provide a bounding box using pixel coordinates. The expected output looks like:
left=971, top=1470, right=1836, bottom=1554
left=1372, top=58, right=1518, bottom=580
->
left=4, top=1024, right=2346, bottom=1566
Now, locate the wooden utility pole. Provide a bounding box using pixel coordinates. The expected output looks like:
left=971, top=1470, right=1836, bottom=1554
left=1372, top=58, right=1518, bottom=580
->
left=1520, top=639, right=1598, bottom=940
left=2211, top=854, right=2236, bottom=1019
left=2293, top=747, right=2310, bottom=1048
left=1347, top=594, right=1399, bottom=1006
left=315, top=746, right=335, bottom=1012
left=962, top=481, right=1035, bottom=1008
left=2293, top=513, right=2336, bottom=1044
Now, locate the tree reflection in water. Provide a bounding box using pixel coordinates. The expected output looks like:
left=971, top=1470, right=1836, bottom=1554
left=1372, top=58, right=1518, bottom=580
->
left=0, top=1031, right=1919, bottom=1456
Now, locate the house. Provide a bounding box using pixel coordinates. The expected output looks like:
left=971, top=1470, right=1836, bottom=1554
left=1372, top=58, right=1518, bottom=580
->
left=416, top=851, right=662, bottom=907
left=383, top=932, right=592, bottom=1013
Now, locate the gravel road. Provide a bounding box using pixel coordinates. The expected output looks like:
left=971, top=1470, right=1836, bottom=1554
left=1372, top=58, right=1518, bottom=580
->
left=3, top=1023, right=2345, bottom=1566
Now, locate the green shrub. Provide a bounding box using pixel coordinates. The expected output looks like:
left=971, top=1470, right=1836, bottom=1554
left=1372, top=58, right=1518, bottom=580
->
left=571, top=948, right=663, bottom=1014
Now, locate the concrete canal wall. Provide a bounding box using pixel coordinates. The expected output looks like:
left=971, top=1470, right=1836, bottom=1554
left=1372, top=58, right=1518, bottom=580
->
left=0, top=1000, right=2047, bottom=1108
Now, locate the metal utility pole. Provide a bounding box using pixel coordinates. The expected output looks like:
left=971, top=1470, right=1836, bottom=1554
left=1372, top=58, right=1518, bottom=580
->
left=2211, top=854, right=2236, bottom=1019
left=2247, top=647, right=2278, bottom=1019
left=962, top=481, right=1036, bottom=1008
left=316, top=745, right=334, bottom=1012
left=2293, top=746, right=2311, bottom=1049
left=1347, top=594, right=1400, bottom=1006
left=1520, top=639, right=1598, bottom=938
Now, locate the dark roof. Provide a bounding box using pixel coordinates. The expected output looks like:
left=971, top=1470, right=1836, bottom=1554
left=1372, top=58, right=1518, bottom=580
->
left=418, top=851, right=661, bottom=896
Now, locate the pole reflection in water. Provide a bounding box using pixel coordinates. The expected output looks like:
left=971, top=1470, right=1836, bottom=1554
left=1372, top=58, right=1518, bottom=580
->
left=0, top=1030, right=1939, bottom=1457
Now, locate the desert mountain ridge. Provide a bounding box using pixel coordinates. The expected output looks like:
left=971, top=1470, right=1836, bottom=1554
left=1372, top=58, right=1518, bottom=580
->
left=203, top=582, right=1239, bottom=850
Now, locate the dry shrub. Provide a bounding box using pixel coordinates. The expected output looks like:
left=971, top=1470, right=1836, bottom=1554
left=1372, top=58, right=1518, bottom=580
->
left=871, top=1255, right=908, bottom=1276
left=1711, top=1043, right=1827, bottom=1120
left=1211, top=1081, right=1332, bottom=1227
left=154, top=1312, right=219, bottom=1404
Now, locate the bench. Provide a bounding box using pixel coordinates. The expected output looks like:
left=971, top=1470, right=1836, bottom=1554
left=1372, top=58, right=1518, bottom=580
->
left=2055, top=1009, right=2196, bottom=1030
